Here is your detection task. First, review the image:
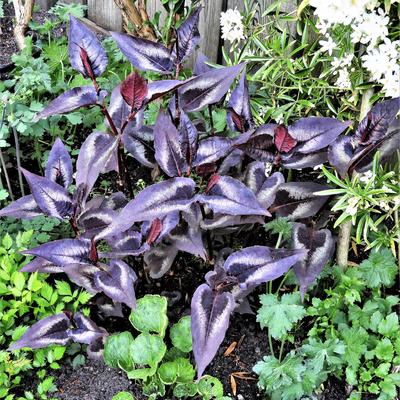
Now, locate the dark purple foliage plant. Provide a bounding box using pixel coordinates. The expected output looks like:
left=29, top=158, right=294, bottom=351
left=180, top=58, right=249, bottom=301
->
left=2, top=9, right=397, bottom=380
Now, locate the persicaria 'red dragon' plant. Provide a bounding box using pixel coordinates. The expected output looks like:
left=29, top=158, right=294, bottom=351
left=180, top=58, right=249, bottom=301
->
left=2, top=7, right=399, bottom=379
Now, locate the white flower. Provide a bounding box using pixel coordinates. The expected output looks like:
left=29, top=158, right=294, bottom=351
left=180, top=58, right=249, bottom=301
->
left=393, top=196, right=400, bottom=207
left=319, top=36, right=337, bottom=55
left=351, top=9, right=389, bottom=46
left=346, top=197, right=359, bottom=216
left=313, top=164, right=323, bottom=170
left=379, top=200, right=391, bottom=211
left=335, top=68, right=352, bottom=89
left=220, top=8, right=245, bottom=43
left=359, top=170, right=374, bottom=184
left=264, top=162, right=273, bottom=177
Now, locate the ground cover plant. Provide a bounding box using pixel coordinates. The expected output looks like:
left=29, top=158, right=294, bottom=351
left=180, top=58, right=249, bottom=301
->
left=0, top=1, right=399, bottom=399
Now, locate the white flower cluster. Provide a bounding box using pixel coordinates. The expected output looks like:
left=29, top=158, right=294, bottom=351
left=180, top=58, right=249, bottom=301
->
left=220, top=8, right=245, bottom=44
left=310, top=0, right=400, bottom=98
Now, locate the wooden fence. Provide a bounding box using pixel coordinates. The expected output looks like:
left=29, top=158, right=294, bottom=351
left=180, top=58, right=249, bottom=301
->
left=36, top=0, right=296, bottom=62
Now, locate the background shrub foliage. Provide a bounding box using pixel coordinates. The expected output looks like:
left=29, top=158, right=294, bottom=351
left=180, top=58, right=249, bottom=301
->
left=0, top=1, right=399, bottom=399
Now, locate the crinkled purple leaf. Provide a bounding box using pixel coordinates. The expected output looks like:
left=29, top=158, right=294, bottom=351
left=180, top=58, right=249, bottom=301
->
left=45, top=138, right=73, bottom=188
left=271, top=182, right=330, bottom=220
left=281, top=150, right=328, bottom=169
left=0, top=195, right=42, bottom=220
left=34, top=86, right=107, bottom=121
left=292, top=223, right=335, bottom=300
left=218, top=148, right=244, bottom=175
left=327, top=136, right=355, bottom=177
left=78, top=208, right=118, bottom=239
left=146, top=80, right=184, bottom=103
left=76, top=131, right=119, bottom=201
left=355, top=97, right=400, bottom=145
left=63, top=263, right=100, bottom=294
left=20, top=257, right=63, bottom=273
left=234, top=128, right=275, bottom=162
left=154, top=212, right=180, bottom=244
left=9, top=313, right=71, bottom=350
left=200, top=214, right=264, bottom=231
left=289, top=117, right=351, bottom=153
left=172, top=7, right=201, bottom=64
left=197, top=175, right=269, bottom=217
left=227, top=70, right=252, bottom=133
left=22, top=239, right=91, bottom=267
left=107, top=229, right=143, bottom=252
left=144, top=244, right=178, bottom=279
left=193, top=136, right=233, bottom=167
left=96, top=177, right=196, bottom=240
left=69, top=312, right=107, bottom=344
left=94, top=259, right=137, bottom=309
left=179, top=111, right=198, bottom=167
left=193, top=53, right=212, bottom=76
left=68, top=16, right=108, bottom=78
left=122, top=126, right=155, bottom=168
left=96, top=297, right=124, bottom=318
left=154, top=110, right=188, bottom=177
left=111, top=32, right=173, bottom=73
left=178, top=63, right=244, bottom=112
left=191, top=284, right=235, bottom=378
left=21, top=168, right=72, bottom=220
left=224, top=245, right=307, bottom=289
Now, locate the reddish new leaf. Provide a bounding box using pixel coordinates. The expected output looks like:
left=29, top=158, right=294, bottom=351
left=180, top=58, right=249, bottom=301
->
left=120, top=72, right=148, bottom=111
left=274, top=125, right=297, bottom=153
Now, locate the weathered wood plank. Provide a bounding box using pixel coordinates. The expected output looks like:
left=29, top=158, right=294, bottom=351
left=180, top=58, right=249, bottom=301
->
left=60, top=0, right=87, bottom=4
left=87, top=0, right=122, bottom=31
left=35, top=0, right=56, bottom=10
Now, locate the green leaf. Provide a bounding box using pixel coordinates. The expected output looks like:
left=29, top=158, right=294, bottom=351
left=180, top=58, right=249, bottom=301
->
left=197, top=375, right=224, bottom=400
left=55, top=280, right=72, bottom=296
left=375, top=338, right=394, bottom=361
left=358, top=248, right=397, bottom=288
left=129, top=295, right=168, bottom=337
left=173, top=382, right=198, bottom=398
left=130, top=333, right=166, bottom=368
left=170, top=316, right=192, bottom=353
left=2, top=233, right=13, bottom=250
left=13, top=272, right=26, bottom=292
left=112, top=392, right=135, bottom=400
left=341, top=327, right=368, bottom=369
left=378, top=313, right=399, bottom=338
left=257, top=293, right=306, bottom=340
left=104, top=332, right=135, bottom=371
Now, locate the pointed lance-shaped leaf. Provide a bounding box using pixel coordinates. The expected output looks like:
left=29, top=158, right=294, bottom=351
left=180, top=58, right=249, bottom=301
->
left=76, top=131, right=119, bottom=202
left=292, top=223, right=335, bottom=300
left=227, top=70, right=253, bottom=133
left=355, top=97, right=400, bottom=145
left=290, top=117, right=351, bottom=153
left=191, top=284, right=235, bottom=378
left=193, top=136, right=233, bottom=167
left=68, top=16, right=108, bottom=78
left=34, top=86, right=107, bottom=122
left=234, top=127, right=275, bottom=162
left=45, top=138, right=73, bottom=189
left=94, top=260, right=137, bottom=309
left=120, top=72, right=148, bottom=111
left=0, top=195, right=42, bottom=220
left=327, top=136, right=355, bottom=177
left=78, top=208, right=118, bottom=239
left=173, top=7, right=201, bottom=64
left=8, top=313, right=71, bottom=350
left=63, top=263, right=101, bottom=294
left=223, top=245, right=307, bottom=290
left=111, top=32, right=173, bottom=74
left=145, top=80, right=185, bottom=103
left=144, top=243, right=179, bottom=279
left=69, top=312, right=107, bottom=344
left=178, top=63, right=244, bottom=112
left=22, top=239, right=91, bottom=267
left=122, top=126, right=156, bottom=168
left=196, top=175, right=269, bottom=217
left=270, top=182, right=330, bottom=220
left=154, top=110, right=188, bottom=177
left=96, top=177, right=196, bottom=240
left=281, top=150, right=328, bottom=170
left=274, top=125, right=297, bottom=153
left=20, top=257, right=63, bottom=274
left=179, top=111, right=198, bottom=166
left=193, top=53, right=212, bottom=76
left=21, top=168, right=72, bottom=220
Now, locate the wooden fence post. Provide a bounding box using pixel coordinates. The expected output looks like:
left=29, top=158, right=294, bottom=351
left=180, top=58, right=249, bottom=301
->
left=87, top=0, right=122, bottom=31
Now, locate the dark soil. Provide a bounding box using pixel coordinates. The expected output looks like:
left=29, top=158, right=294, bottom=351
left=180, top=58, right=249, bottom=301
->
left=0, top=3, right=19, bottom=69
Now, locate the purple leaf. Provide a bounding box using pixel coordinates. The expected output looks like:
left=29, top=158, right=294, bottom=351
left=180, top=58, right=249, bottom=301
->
left=120, top=72, right=148, bottom=111
left=45, top=138, right=73, bottom=189
left=292, top=223, right=335, bottom=299
left=122, top=126, right=156, bottom=168
left=20, top=257, right=63, bottom=273
left=9, top=313, right=71, bottom=350
left=63, top=263, right=101, bottom=294
left=274, top=125, right=297, bottom=153
left=144, top=243, right=179, bottom=278
left=197, top=175, right=269, bottom=216
left=281, top=150, right=328, bottom=169
left=173, top=7, right=201, bottom=64
left=34, top=86, right=107, bottom=121
left=355, top=97, right=400, bottom=145
left=193, top=53, right=212, bottom=76
left=94, top=260, right=137, bottom=308
left=191, top=284, right=235, bottom=378
left=151, top=211, right=180, bottom=244
left=22, top=239, right=91, bottom=267
left=193, top=136, right=233, bottom=167
left=21, top=168, right=72, bottom=220
left=271, top=182, right=330, bottom=220
left=68, top=16, right=108, bottom=78
left=223, top=245, right=307, bottom=289
left=78, top=208, right=118, bottom=239
left=179, top=111, right=198, bottom=166
left=234, top=128, right=275, bottom=162
left=227, top=70, right=253, bottom=133
left=290, top=117, right=351, bottom=153
left=146, top=80, right=184, bottom=103
left=111, top=32, right=173, bottom=73
left=107, top=229, right=143, bottom=252
left=0, top=195, right=42, bottom=219
left=96, top=177, right=196, bottom=240
left=76, top=131, right=119, bottom=201
left=154, top=110, right=188, bottom=177
left=178, top=63, right=244, bottom=112
left=69, top=312, right=107, bottom=344
left=327, top=136, right=355, bottom=177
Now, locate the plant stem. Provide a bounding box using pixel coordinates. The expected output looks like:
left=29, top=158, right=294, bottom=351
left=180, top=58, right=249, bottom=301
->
left=278, top=340, right=285, bottom=362
left=268, top=332, right=274, bottom=357
left=0, top=149, right=14, bottom=201
left=209, top=105, right=214, bottom=133
left=337, top=89, right=374, bottom=269
left=199, top=204, right=214, bottom=262
left=395, top=150, right=400, bottom=288
left=12, top=127, right=25, bottom=197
